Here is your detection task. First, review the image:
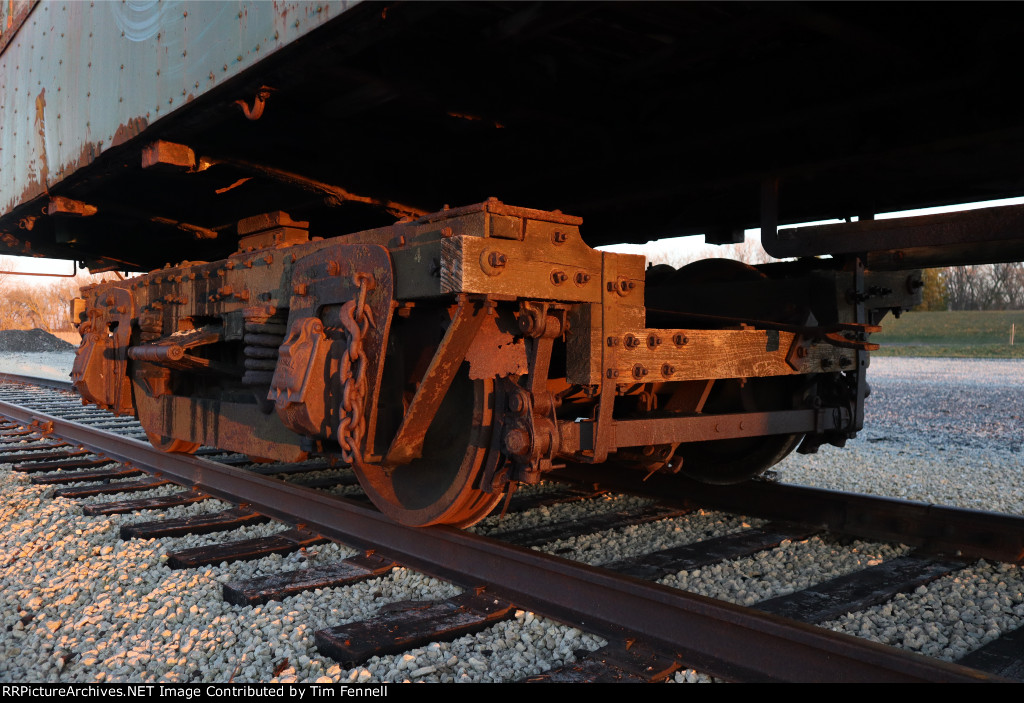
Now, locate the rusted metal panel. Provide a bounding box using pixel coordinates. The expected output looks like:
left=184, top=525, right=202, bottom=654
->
left=0, top=0, right=35, bottom=55
left=0, top=1, right=356, bottom=219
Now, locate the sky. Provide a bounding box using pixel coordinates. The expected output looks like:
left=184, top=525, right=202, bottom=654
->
left=598, top=195, right=1024, bottom=264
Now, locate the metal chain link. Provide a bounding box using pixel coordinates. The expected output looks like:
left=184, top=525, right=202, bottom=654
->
left=337, top=273, right=375, bottom=468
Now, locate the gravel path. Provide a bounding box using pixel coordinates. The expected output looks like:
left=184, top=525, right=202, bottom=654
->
left=775, top=358, right=1024, bottom=514
left=0, top=356, right=1022, bottom=682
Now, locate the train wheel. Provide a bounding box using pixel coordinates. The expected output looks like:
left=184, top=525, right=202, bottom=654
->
left=675, top=377, right=804, bottom=484
left=145, top=430, right=201, bottom=455
left=658, top=258, right=803, bottom=483
left=353, top=370, right=504, bottom=527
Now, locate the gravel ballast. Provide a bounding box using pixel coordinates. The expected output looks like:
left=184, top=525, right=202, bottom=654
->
left=0, top=356, right=1022, bottom=682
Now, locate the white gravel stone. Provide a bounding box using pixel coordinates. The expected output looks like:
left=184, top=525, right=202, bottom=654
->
left=0, top=355, right=1021, bottom=682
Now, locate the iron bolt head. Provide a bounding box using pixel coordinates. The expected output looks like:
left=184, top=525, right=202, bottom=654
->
left=508, top=394, right=528, bottom=415
left=488, top=252, right=507, bottom=267
left=504, top=428, right=531, bottom=456
left=673, top=333, right=688, bottom=346
left=632, top=364, right=648, bottom=379
left=552, top=230, right=568, bottom=244
left=551, top=270, right=568, bottom=285
left=574, top=272, right=590, bottom=285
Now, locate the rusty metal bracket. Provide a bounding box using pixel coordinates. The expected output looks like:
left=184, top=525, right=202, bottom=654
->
left=128, top=326, right=230, bottom=374
left=270, top=318, right=328, bottom=412
left=384, top=295, right=489, bottom=466
left=71, top=285, right=135, bottom=415
left=235, top=86, right=275, bottom=121
left=274, top=243, right=395, bottom=452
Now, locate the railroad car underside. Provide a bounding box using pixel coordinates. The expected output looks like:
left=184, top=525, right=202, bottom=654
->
left=4, top=2, right=1024, bottom=526
left=70, top=198, right=922, bottom=526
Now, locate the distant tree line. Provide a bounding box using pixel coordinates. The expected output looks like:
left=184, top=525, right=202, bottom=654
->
left=917, top=263, right=1024, bottom=311
left=0, top=258, right=117, bottom=332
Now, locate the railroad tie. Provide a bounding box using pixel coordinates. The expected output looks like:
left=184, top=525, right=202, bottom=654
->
left=0, top=448, right=89, bottom=463
left=957, top=624, right=1024, bottom=680
left=164, top=527, right=326, bottom=569
left=84, top=490, right=210, bottom=516
left=599, top=522, right=821, bottom=580
left=30, top=466, right=142, bottom=485
left=754, top=554, right=967, bottom=624
left=53, top=477, right=172, bottom=499
left=315, top=592, right=514, bottom=668
left=120, top=507, right=269, bottom=540
left=0, top=441, right=70, bottom=455
left=223, top=552, right=396, bottom=606
left=521, top=637, right=682, bottom=683
left=493, top=504, right=690, bottom=548
left=14, top=457, right=117, bottom=473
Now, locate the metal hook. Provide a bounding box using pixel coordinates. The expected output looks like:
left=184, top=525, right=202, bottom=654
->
left=234, top=86, right=274, bottom=121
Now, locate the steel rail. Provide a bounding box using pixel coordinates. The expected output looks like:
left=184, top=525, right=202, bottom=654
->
left=0, top=373, right=75, bottom=392
left=554, top=465, right=1024, bottom=565
left=0, top=398, right=1004, bottom=682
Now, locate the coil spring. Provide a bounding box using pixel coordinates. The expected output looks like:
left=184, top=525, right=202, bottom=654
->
left=241, top=321, right=286, bottom=385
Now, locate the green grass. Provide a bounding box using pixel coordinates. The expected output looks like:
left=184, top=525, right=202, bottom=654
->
left=872, top=310, right=1024, bottom=358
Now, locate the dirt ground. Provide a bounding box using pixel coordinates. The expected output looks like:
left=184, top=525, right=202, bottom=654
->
left=0, top=328, right=76, bottom=352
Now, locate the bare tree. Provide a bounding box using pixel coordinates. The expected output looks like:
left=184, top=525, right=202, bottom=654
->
left=0, top=257, right=122, bottom=331
left=944, top=262, right=1024, bottom=311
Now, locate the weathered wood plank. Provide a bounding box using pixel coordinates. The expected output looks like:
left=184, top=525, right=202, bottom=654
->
left=53, top=478, right=171, bottom=499
left=756, top=555, right=966, bottom=623
left=600, top=523, right=820, bottom=580
left=958, top=624, right=1024, bottom=680
left=521, top=639, right=681, bottom=683
left=611, top=328, right=854, bottom=382
left=0, top=449, right=90, bottom=463
left=121, top=508, right=268, bottom=540
left=440, top=234, right=605, bottom=302
left=495, top=505, right=690, bottom=548
left=14, top=457, right=115, bottom=473
left=223, top=553, right=396, bottom=606
left=0, top=441, right=70, bottom=455
left=84, top=490, right=209, bottom=515
left=165, top=528, right=326, bottom=569
left=30, top=466, right=142, bottom=484
left=316, top=593, right=514, bottom=667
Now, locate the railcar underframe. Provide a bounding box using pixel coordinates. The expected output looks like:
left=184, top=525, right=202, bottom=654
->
left=69, top=182, right=923, bottom=526
left=5, top=2, right=1024, bottom=526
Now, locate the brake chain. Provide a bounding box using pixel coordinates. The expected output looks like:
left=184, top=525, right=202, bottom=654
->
left=337, top=273, right=375, bottom=468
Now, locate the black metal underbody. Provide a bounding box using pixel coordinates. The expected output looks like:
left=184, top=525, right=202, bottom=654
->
left=5, top=2, right=1024, bottom=269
